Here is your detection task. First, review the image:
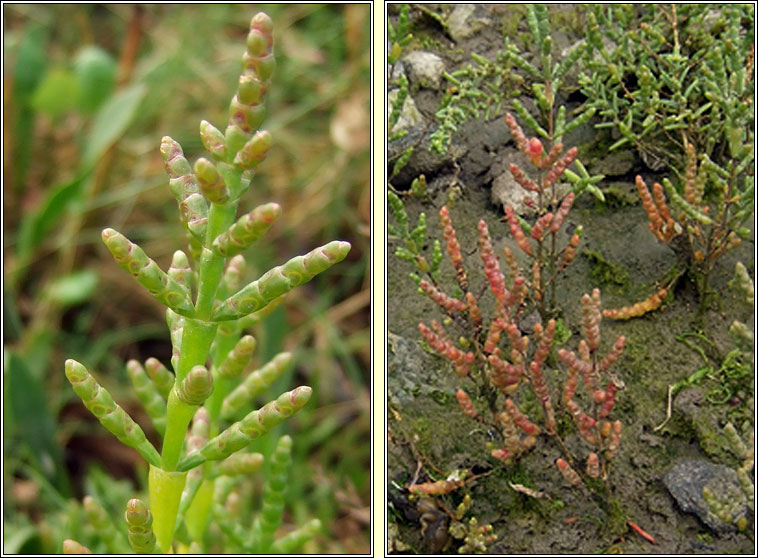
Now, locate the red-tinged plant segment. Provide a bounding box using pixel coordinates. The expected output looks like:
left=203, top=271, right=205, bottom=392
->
left=581, top=4, right=754, bottom=325
left=503, top=112, right=584, bottom=321
left=62, top=12, right=349, bottom=554
left=605, top=140, right=753, bottom=324
left=407, top=473, right=498, bottom=553
left=416, top=207, right=626, bottom=497
left=556, top=289, right=626, bottom=494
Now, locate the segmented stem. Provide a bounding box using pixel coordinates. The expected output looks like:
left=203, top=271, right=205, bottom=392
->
left=125, top=499, right=156, bottom=554
left=213, top=241, right=351, bottom=321
left=251, top=435, right=292, bottom=553
left=178, top=386, right=311, bottom=471
left=65, top=360, right=160, bottom=467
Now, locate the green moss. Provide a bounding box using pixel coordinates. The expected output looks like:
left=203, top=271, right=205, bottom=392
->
left=499, top=6, right=525, bottom=38
left=517, top=32, right=532, bottom=49
left=517, top=390, right=542, bottom=421
left=602, top=184, right=640, bottom=209
left=600, top=497, right=627, bottom=535
left=546, top=498, right=565, bottom=511
left=548, top=5, right=586, bottom=35
left=430, top=389, right=454, bottom=405
left=490, top=463, right=539, bottom=513
left=553, top=318, right=572, bottom=346
left=413, top=412, right=461, bottom=459
left=584, top=249, right=628, bottom=287
left=696, top=532, right=714, bottom=545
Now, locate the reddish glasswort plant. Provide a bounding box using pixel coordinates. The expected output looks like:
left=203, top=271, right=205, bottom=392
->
left=605, top=142, right=752, bottom=325
left=416, top=207, right=626, bottom=496
left=503, top=112, right=583, bottom=321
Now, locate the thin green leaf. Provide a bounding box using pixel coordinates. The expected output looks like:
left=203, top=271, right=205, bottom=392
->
left=30, top=68, right=79, bottom=118
left=45, top=269, right=99, bottom=307
left=5, top=352, right=70, bottom=495
left=16, top=175, right=87, bottom=262
left=82, top=84, right=147, bottom=169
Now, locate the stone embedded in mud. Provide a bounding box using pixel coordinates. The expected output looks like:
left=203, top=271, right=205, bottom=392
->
left=388, top=89, right=424, bottom=132
left=663, top=459, right=748, bottom=534
left=491, top=170, right=572, bottom=218
left=402, top=51, right=446, bottom=90
left=388, top=331, right=446, bottom=406
left=387, top=126, right=451, bottom=190
left=491, top=171, right=537, bottom=217
left=588, top=149, right=635, bottom=177
left=447, top=4, right=491, bottom=43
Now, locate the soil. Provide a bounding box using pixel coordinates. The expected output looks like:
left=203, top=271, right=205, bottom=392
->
left=387, top=4, right=755, bottom=555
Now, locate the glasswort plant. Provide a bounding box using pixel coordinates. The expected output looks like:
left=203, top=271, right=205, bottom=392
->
left=63, top=12, right=350, bottom=554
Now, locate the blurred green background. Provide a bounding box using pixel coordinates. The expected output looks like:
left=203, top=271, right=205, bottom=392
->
left=3, top=3, right=370, bottom=553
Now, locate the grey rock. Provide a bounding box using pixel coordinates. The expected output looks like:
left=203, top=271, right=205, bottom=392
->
left=518, top=310, right=542, bottom=336
left=447, top=4, right=491, bottom=43
left=453, top=118, right=509, bottom=178
left=403, top=51, right=446, bottom=90
left=388, top=332, right=425, bottom=407
left=388, top=89, right=424, bottom=132
left=663, top=459, right=748, bottom=534
left=388, top=331, right=454, bottom=407
left=590, top=149, right=635, bottom=177
left=490, top=150, right=571, bottom=216
left=490, top=151, right=539, bottom=216
left=389, top=58, right=407, bottom=86
left=388, top=125, right=451, bottom=189
left=492, top=171, right=538, bottom=216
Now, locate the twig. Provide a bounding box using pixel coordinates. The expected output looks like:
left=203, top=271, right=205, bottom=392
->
left=627, top=520, right=656, bottom=545
left=653, top=384, right=673, bottom=432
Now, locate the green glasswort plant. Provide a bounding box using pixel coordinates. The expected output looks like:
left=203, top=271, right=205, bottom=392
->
left=387, top=189, right=442, bottom=286
left=430, top=4, right=599, bottom=189
left=577, top=5, right=754, bottom=324
left=580, top=4, right=754, bottom=171
left=388, top=4, right=426, bottom=184
left=63, top=12, right=350, bottom=554
left=702, top=421, right=754, bottom=532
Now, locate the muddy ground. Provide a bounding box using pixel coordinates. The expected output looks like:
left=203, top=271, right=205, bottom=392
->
left=387, top=4, right=755, bottom=555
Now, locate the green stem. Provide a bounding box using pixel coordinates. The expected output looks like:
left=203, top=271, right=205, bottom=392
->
left=164, top=202, right=235, bottom=467
left=207, top=375, right=234, bottom=430
left=161, top=318, right=216, bottom=471
left=184, top=478, right=215, bottom=541
left=174, top=319, right=217, bottom=383
left=196, top=203, right=237, bottom=319
left=161, top=390, right=198, bottom=471
left=207, top=328, right=241, bottom=430
left=211, top=327, right=242, bottom=366
left=148, top=465, right=187, bottom=553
